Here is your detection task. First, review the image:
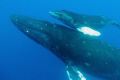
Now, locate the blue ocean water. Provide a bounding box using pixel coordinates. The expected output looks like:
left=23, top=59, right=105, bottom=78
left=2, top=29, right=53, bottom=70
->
left=0, top=0, right=120, bottom=80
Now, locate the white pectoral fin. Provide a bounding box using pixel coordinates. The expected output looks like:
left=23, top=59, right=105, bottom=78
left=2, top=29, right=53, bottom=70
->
left=66, top=65, right=86, bottom=80
left=77, top=27, right=101, bottom=36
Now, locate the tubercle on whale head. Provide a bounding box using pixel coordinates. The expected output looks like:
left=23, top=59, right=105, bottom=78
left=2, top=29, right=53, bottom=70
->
left=49, top=10, right=62, bottom=19
left=10, top=15, right=53, bottom=49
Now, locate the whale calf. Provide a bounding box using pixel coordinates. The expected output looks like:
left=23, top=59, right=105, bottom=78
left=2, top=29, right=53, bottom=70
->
left=10, top=15, right=120, bottom=80
left=49, top=10, right=120, bottom=31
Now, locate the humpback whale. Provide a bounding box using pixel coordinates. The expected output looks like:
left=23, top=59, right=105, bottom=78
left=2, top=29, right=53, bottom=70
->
left=49, top=10, right=120, bottom=31
left=10, top=15, right=120, bottom=80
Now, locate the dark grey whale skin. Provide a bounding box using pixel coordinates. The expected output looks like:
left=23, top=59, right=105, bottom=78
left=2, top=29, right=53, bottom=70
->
left=49, top=10, right=120, bottom=30
left=10, top=15, right=120, bottom=80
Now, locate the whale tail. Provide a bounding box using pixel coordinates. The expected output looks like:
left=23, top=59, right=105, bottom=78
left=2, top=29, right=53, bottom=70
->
left=112, top=22, right=120, bottom=29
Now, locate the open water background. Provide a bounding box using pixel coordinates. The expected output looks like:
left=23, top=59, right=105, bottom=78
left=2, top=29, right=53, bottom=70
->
left=0, top=0, right=120, bottom=80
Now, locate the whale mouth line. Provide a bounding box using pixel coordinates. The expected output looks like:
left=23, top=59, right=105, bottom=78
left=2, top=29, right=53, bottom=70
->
left=49, top=11, right=61, bottom=19
left=10, top=15, right=46, bottom=34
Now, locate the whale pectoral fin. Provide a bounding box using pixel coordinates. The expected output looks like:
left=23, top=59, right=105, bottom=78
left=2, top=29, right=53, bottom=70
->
left=112, top=22, right=120, bottom=29
left=66, top=65, right=86, bottom=80
left=66, top=65, right=79, bottom=80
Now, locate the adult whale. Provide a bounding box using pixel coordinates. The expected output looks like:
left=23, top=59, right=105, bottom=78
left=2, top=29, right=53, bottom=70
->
left=49, top=10, right=120, bottom=30
left=10, top=15, right=120, bottom=80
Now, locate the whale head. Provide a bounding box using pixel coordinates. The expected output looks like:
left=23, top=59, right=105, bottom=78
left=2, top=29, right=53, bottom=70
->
left=10, top=15, right=54, bottom=50
left=49, top=10, right=74, bottom=24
